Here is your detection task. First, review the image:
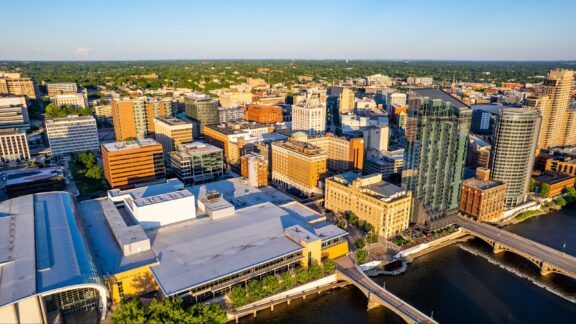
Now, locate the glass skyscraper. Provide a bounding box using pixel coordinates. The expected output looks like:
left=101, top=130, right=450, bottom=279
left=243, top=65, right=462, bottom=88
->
left=402, top=89, right=472, bottom=230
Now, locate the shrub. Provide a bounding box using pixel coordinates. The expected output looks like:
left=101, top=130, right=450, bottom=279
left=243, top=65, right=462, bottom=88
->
left=357, top=250, right=368, bottom=264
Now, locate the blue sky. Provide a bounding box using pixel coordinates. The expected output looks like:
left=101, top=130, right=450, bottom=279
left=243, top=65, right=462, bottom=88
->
left=2, top=0, right=575, bottom=61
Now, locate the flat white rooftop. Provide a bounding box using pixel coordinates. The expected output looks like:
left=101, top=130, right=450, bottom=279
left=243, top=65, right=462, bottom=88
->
left=102, top=138, right=161, bottom=152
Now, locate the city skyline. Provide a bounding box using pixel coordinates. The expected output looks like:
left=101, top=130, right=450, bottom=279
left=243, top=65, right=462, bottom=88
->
left=2, top=0, right=576, bottom=61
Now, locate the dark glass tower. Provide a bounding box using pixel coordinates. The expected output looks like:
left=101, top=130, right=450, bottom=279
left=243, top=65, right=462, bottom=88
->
left=402, top=89, right=472, bottom=230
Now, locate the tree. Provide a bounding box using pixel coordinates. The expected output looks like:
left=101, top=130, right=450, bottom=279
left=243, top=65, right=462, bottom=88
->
left=111, top=299, right=147, bottom=324
left=230, top=286, right=248, bottom=308
left=355, top=238, right=366, bottom=249
left=540, top=183, right=550, bottom=197
left=555, top=197, right=567, bottom=207
left=295, top=268, right=309, bottom=284
left=146, top=298, right=194, bottom=323
left=308, top=262, right=324, bottom=280
left=363, top=222, right=375, bottom=233
left=367, top=234, right=378, bottom=244
left=323, top=259, right=336, bottom=274
left=247, top=279, right=264, bottom=302
left=357, top=250, right=368, bottom=264
left=529, top=178, right=536, bottom=192
left=188, top=303, right=227, bottom=324
left=262, top=275, right=280, bottom=296
left=85, top=165, right=103, bottom=180
left=281, top=272, right=294, bottom=290
left=566, top=186, right=576, bottom=201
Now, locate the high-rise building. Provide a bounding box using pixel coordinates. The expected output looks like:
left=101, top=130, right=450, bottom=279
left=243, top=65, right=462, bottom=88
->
left=184, top=95, right=219, bottom=134
left=45, top=115, right=99, bottom=155
left=387, top=93, right=407, bottom=112
left=0, top=102, right=29, bottom=130
left=154, top=116, right=193, bottom=154
left=241, top=152, right=269, bottom=187
left=0, top=128, right=30, bottom=162
left=169, top=141, right=224, bottom=184
left=271, top=139, right=327, bottom=195
left=111, top=98, right=171, bottom=140
left=218, top=105, right=245, bottom=123
left=325, top=172, right=412, bottom=239
left=50, top=93, right=88, bottom=108
left=524, top=69, right=574, bottom=149
left=489, top=108, right=541, bottom=207
left=0, top=72, right=37, bottom=99
left=292, top=103, right=326, bottom=136
left=244, top=104, right=283, bottom=124
left=46, top=82, right=78, bottom=96
left=362, top=125, right=389, bottom=153
left=338, top=88, right=355, bottom=114
left=102, top=139, right=166, bottom=189
left=459, top=168, right=507, bottom=222
left=402, top=89, right=471, bottom=230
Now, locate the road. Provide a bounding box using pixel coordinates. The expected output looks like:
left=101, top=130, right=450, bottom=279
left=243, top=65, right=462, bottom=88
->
left=457, top=216, right=576, bottom=275
left=336, top=255, right=436, bottom=324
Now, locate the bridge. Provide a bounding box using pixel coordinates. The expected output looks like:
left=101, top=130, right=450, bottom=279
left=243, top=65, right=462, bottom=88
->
left=335, top=255, right=437, bottom=324
left=456, top=215, right=576, bottom=279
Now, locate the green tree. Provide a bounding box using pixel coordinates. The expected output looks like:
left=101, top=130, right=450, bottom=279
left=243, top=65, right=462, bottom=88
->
left=357, top=250, right=368, bottom=264
left=566, top=186, right=576, bottom=200
left=308, top=263, right=324, bottom=280
left=295, top=268, right=309, bottom=284
left=355, top=238, right=366, bottom=249
left=230, top=286, right=248, bottom=307
left=555, top=197, right=567, bottom=207
left=281, top=272, right=294, bottom=290
left=111, top=299, right=147, bottom=324
left=529, top=178, right=536, bottom=192
left=348, top=212, right=358, bottom=227
left=323, top=259, right=336, bottom=274
left=262, top=275, right=280, bottom=296
left=146, top=298, right=194, bottom=323
left=188, top=303, right=227, bottom=324
left=45, top=103, right=67, bottom=118
left=247, top=279, right=264, bottom=302
left=540, top=183, right=550, bottom=196
left=85, top=165, right=103, bottom=180
left=367, top=234, right=378, bottom=244
left=363, top=222, right=375, bottom=233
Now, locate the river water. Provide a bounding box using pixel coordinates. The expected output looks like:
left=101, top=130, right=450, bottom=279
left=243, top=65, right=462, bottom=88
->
left=241, top=207, right=576, bottom=323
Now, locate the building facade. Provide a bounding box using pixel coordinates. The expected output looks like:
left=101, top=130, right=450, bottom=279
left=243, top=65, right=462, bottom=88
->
left=241, top=152, right=269, bottom=187
left=0, top=102, right=29, bottom=130
left=184, top=95, right=219, bottom=133
left=218, top=106, right=245, bottom=123
left=45, top=115, right=99, bottom=155
left=402, top=89, right=472, bottom=230
left=325, top=173, right=412, bottom=239
left=169, top=141, right=224, bottom=184
left=0, top=128, right=30, bottom=162
left=304, top=133, right=364, bottom=174
left=102, top=139, right=166, bottom=188
left=459, top=168, right=507, bottom=222
left=534, top=173, right=575, bottom=198
left=364, top=149, right=404, bottom=178
left=244, top=104, right=283, bottom=124
left=524, top=69, right=575, bottom=149
left=271, top=139, right=327, bottom=195
left=292, top=104, right=326, bottom=136
left=50, top=93, right=88, bottom=108
left=489, top=108, right=541, bottom=207
left=154, top=116, right=193, bottom=154
left=0, top=73, right=37, bottom=99
left=338, top=88, right=355, bottom=114
left=46, top=82, right=78, bottom=96
left=111, top=98, right=172, bottom=141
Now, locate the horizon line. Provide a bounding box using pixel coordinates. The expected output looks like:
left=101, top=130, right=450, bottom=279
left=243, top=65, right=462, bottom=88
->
left=1, top=58, right=576, bottom=63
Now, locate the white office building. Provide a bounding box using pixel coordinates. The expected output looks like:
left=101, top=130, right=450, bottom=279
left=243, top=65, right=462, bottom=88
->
left=50, top=93, right=88, bottom=108
left=0, top=128, right=30, bottom=162
left=45, top=115, right=99, bottom=155
left=292, top=103, right=326, bottom=136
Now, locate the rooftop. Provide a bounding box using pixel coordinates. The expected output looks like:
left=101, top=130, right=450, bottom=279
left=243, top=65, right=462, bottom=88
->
left=173, top=141, right=222, bottom=157
left=332, top=172, right=409, bottom=201
left=102, top=138, right=161, bottom=152
left=535, top=172, right=575, bottom=185
left=154, top=115, right=192, bottom=127
left=44, top=115, right=96, bottom=124
left=6, top=166, right=64, bottom=186
left=0, top=192, right=103, bottom=307
left=273, top=140, right=326, bottom=157
left=206, top=121, right=271, bottom=135
left=463, top=177, right=505, bottom=190
left=413, top=88, right=469, bottom=109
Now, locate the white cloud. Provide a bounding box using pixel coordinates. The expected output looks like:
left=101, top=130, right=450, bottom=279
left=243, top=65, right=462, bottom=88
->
left=74, top=47, right=91, bottom=56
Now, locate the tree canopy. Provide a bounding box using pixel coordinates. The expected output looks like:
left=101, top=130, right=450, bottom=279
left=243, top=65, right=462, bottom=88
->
left=111, top=299, right=227, bottom=324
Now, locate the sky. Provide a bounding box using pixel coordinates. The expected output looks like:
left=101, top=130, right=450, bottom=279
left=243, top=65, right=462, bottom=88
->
left=2, top=0, right=575, bottom=61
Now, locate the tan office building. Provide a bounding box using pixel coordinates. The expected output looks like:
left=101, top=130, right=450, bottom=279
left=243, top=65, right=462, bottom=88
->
left=46, top=82, right=78, bottom=96
left=301, top=133, right=364, bottom=174
left=459, top=168, right=507, bottom=222
left=271, top=139, right=327, bottom=195
left=325, top=172, right=412, bottom=239
left=524, top=69, right=575, bottom=149
left=0, top=128, right=30, bottom=161
left=154, top=116, right=193, bottom=153
left=111, top=98, right=171, bottom=140
left=0, top=73, right=37, bottom=99
left=102, top=139, right=165, bottom=189
left=241, top=152, right=269, bottom=187
left=339, top=88, right=355, bottom=113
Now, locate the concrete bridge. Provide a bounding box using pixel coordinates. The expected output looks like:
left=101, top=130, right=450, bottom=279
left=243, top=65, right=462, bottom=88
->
left=457, top=215, right=576, bottom=279
left=335, top=255, right=437, bottom=324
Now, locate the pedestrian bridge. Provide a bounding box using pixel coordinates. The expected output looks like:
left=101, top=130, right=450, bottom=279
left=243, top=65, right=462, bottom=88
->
left=335, top=255, right=437, bottom=324
left=457, top=215, right=576, bottom=280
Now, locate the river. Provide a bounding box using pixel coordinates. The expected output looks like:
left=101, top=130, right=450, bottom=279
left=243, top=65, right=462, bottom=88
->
left=240, top=207, right=576, bottom=323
